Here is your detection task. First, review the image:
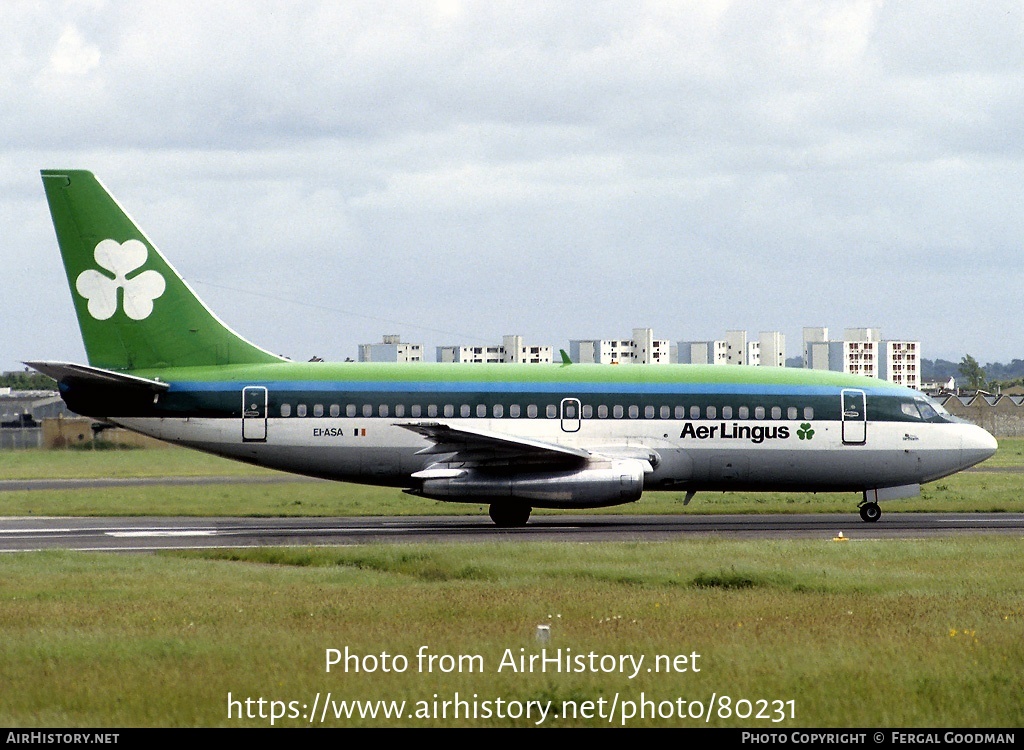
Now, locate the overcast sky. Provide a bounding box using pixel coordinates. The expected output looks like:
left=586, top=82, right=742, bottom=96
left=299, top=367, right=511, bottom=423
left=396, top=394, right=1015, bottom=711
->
left=3, top=1, right=1022, bottom=372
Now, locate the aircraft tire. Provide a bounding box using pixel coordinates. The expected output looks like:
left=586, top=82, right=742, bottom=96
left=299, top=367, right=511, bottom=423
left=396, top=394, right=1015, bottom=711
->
left=489, top=504, right=532, bottom=527
left=859, top=502, right=881, bottom=523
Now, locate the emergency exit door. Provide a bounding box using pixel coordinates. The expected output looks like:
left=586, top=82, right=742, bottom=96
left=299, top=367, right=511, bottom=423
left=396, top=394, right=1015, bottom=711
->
left=242, top=386, right=268, bottom=442
left=841, top=389, right=866, bottom=445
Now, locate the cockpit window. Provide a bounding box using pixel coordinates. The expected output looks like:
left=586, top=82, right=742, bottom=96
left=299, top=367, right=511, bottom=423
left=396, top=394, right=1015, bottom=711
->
left=901, top=402, right=922, bottom=419
left=914, top=396, right=947, bottom=422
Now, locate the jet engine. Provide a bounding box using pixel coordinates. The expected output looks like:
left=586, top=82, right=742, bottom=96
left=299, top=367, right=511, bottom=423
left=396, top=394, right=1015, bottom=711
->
left=411, top=458, right=647, bottom=509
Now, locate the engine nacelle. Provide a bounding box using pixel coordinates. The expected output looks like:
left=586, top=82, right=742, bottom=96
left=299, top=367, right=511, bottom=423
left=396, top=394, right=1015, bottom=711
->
left=414, top=459, right=646, bottom=509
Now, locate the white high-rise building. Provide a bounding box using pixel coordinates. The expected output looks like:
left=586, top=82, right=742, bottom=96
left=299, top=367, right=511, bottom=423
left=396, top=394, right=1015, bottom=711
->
left=747, top=340, right=761, bottom=366
left=879, top=341, right=921, bottom=389
left=632, top=328, right=671, bottom=364
left=499, top=335, right=553, bottom=364
left=803, top=327, right=830, bottom=370
left=358, top=335, right=424, bottom=362
left=570, top=338, right=632, bottom=364
left=677, top=340, right=728, bottom=365
left=437, top=335, right=552, bottom=364
left=570, top=328, right=671, bottom=364
left=724, top=330, right=748, bottom=365
left=837, top=328, right=880, bottom=379
left=758, top=331, right=786, bottom=367
left=803, top=327, right=920, bottom=388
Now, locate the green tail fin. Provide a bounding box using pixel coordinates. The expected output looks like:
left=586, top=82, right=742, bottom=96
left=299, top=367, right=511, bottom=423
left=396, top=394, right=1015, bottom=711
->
left=41, top=170, right=283, bottom=372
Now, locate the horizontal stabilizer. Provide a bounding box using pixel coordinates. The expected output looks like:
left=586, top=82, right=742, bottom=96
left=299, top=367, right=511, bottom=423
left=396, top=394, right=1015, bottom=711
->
left=24, top=360, right=169, bottom=392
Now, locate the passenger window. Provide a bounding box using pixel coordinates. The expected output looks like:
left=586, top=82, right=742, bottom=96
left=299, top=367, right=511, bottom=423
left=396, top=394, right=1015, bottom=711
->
left=771, top=406, right=781, bottom=419
left=564, top=404, right=577, bottom=418
left=582, top=405, right=593, bottom=419
left=411, top=404, right=422, bottom=417
left=546, top=404, right=557, bottom=418
left=362, top=404, right=372, bottom=417
left=690, top=405, right=700, bottom=420
left=527, top=404, right=538, bottom=418
left=329, top=404, right=340, bottom=418
left=613, top=405, right=624, bottom=419
left=313, top=404, right=324, bottom=417
left=644, top=405, right=654, bottom=419
left=787, top=407, right=797, bottom=420
left=493, top=404, right=504, bottom=418
left=803, top=407, right=814, bottom=420
left=428, top=405, right=438, bottom=417
left=346, top=404, right=356, bottom=417
left=444, top=405, right=455, bottom=418
left=460, top=404, right=470, bottom=418
left=675, top=406, right=685, bottom=419
left=660, top=405, right=670, bottom=419
left=477, top=404, right=487, bottom=418
left=722, top=405, right=733, bottom=419
left=629, top=405, right=639, bottom=419
left=739, top=406, right=749, bottom=419
left=510, top=404, right=521, bottom=418
left=706, top=406, right=717, bottom=419
left=379, top=404, right=389, bottom=417
left=755, top=406, right=765, bottom=419
left=280, top=404, right=291, bottom=417
left=395, top=404, right=405, bottom=417
left=598, top=405, right=608, bottom=419
left=297, top=404, right=307, bottom=417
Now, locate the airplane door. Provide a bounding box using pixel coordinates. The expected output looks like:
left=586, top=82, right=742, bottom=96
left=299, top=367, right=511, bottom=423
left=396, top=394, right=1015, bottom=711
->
left=841, top=389, right=866, bottom=445
left=242, top=386, right=268, bottom=442
left=560, top=398, right=581, bottom=433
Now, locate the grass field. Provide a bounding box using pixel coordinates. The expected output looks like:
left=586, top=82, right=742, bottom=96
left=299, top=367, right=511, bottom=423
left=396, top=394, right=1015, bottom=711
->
left=1, top=440, right=1021, bottom=728
left=0, top=438, right=1022, bottom=518
left=1, top=539, right=1022, bottom=727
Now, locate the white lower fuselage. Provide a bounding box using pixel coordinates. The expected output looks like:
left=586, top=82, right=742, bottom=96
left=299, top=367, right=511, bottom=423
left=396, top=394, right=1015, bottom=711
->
left=114, top=414, right=995, bottom=505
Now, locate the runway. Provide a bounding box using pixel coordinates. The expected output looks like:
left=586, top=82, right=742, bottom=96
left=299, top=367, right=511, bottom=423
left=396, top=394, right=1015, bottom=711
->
left=1, top=512, right=1021, bottom=552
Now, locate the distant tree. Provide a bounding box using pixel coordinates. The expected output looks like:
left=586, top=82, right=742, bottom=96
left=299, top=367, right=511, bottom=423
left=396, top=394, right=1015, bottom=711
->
left=958, top=354, right=987, bottom=390
left=0, top=371, right=56, bottom=390
left=920, top=358, right=961, bottom=382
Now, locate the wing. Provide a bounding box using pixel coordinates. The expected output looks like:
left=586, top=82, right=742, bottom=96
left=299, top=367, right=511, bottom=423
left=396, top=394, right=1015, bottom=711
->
left=398, top=421, right=591, bottom=467
left=398, top=421, right=660, bottom=479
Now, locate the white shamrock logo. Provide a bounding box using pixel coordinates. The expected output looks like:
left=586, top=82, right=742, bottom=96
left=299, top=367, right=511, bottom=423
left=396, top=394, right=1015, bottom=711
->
left=75, top=239, right=166, bottom=320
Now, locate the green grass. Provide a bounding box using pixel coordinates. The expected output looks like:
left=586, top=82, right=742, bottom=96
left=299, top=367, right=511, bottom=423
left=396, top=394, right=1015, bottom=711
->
left=0, top=445, right=279, bottom=480
left=1, top=444, right=1022, bottom=727
left=1, top=539, right=1022, bottom=727
left=979, top=436, right=1024, bottom=468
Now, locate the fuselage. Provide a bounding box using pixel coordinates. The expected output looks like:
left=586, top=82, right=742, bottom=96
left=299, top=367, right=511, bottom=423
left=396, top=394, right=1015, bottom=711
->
left=58, top=360, right=997, bottom=506
left=34, top=169, right=999, bottom=525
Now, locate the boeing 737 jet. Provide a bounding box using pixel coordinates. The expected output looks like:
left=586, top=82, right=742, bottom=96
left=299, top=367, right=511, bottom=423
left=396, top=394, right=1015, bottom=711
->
left=29, top=170, right=997, bottom=526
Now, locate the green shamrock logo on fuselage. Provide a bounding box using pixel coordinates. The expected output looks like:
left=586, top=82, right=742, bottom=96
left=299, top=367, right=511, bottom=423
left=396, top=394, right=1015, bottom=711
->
left=797, top=423, right=815, bottom=440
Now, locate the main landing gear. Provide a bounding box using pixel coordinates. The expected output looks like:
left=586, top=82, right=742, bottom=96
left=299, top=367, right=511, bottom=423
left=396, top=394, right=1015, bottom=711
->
left=489, top=504, right=532, bottom=527
left=858, top=501, right=881, bottom=523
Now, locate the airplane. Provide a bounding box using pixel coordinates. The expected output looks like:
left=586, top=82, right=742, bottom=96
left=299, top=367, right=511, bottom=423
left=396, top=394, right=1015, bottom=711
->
left=28, top=169, right=998, bottom=526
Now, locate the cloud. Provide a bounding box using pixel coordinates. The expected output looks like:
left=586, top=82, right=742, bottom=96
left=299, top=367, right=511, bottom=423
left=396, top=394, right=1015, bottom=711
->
left=46, top=25, right=102, bottom=77
left=3, top=1, right=1024, bottom=369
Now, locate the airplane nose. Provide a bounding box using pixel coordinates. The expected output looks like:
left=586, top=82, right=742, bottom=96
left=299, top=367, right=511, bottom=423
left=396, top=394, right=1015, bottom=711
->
left=961, top=425, right=998, bottom=468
